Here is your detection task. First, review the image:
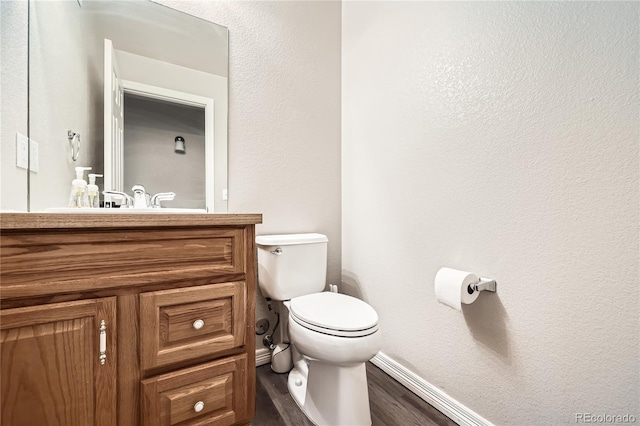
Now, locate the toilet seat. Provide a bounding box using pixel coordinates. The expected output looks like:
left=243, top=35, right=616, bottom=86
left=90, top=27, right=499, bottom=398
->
left=289, top=292, right=379, bottom=338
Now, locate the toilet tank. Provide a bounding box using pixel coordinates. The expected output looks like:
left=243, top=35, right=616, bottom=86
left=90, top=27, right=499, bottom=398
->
left=256, top=233, right=328, bottom=301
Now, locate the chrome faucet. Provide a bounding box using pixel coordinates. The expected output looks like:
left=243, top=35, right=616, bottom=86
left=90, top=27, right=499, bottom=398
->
left=103, top=185, right=176, bottom=209
left=131, top=185, right=150, bottom=209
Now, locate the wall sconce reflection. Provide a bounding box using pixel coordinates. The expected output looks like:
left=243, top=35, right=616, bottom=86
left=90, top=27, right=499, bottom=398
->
left=174, top=136, right=186, bottom=154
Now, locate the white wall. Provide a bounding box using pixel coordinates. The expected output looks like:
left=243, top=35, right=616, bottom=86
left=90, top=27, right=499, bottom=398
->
left=0, top=1, right=28, bottom=211
left=342, top=2, right=638, bottom=424
left=156, top=0, right=342, bottom=346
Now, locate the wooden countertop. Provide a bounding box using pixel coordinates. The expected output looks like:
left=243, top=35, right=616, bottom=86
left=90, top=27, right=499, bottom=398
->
left=0, top=212, right=262, bottom=230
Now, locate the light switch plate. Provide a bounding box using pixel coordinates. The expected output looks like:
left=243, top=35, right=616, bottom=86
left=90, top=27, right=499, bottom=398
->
left=16, top=132, right=28, bottom=170
left=222, top=189, right=228, bottom=201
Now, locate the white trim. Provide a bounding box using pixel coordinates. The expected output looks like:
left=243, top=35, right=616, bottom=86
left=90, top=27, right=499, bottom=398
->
left=119, top=80, right=215, bottom=212
left=371, top=352, right=493, bottom=426
left=121, top=80, right=212, bottom=109
left=256, top=347, right=272, bottom=367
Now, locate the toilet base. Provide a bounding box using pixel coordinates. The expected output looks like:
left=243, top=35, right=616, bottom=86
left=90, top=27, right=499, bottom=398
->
left=287, top=357, right=372, bottom=426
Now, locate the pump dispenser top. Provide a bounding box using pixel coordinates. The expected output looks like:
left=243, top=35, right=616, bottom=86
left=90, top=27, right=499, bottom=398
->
left=68, top=167, right=92, bottom=207
left=87, top=173, right=103, bottom=208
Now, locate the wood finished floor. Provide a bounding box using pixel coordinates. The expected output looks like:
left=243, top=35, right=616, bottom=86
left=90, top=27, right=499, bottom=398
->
left=253, top=362, right=457, bottom=426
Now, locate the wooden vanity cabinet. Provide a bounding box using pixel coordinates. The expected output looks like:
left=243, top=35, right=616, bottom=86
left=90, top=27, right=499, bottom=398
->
left=0, top=213, right=261, bottom=426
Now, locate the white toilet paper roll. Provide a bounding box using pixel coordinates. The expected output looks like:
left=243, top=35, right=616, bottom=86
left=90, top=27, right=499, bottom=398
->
left=435, top=267, right=480, bottom=311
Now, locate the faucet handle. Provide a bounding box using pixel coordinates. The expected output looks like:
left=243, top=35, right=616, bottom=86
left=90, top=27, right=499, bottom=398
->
left=151, top=192, right=176, bottom=208
left=103, top=191, right=133, bottom=208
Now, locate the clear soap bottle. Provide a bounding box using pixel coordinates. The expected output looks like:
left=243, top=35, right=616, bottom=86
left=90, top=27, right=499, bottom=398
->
left=87, top=173, right=103, bottom=208
left=68, top=167, right=91, bottom=208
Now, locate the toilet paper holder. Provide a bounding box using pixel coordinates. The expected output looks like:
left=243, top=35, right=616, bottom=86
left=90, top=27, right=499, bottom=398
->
left=467, top=278, right=497, bottom=295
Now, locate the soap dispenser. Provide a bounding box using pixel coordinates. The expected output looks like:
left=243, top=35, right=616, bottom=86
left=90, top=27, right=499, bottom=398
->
left=68, top=167, right=91, bottom=208
left=87, top=173, right=103, bottom=208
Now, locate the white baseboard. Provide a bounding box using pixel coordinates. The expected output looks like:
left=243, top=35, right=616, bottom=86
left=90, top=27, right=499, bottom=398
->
left=256, top=347, right=271, bottom=367
left=371, top=352, right=492, bottom=426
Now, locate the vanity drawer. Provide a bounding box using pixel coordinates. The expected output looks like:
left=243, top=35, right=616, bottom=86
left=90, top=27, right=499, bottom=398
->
left=0, top=227, right=245, bottom=291
left=141, top=354, right=249, bottom=426
left=140, top=282, right=246, bottom=370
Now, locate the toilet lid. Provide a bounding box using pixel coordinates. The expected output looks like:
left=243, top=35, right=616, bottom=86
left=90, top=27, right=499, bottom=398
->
left=289, top=292, right=378, bottom=335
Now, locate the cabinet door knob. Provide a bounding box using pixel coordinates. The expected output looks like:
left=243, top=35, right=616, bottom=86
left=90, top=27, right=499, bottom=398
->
left=194, top=401, right=205, bottom=413
left=193, top=319, right=205, bottom=330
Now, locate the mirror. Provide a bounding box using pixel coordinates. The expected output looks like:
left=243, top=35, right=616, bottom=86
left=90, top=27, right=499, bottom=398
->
left=28, top=0, right=228, bottom=212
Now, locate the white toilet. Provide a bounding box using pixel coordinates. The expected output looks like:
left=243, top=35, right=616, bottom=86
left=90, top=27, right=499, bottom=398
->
left=256, top=233, right=382, bottom=426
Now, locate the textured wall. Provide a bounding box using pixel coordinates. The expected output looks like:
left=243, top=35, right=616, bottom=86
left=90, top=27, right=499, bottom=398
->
left=0, top=1, right=28, bottom=211
left=342, top=2, right=638, bottom=424
left=156, top=0, right=342, bottom=344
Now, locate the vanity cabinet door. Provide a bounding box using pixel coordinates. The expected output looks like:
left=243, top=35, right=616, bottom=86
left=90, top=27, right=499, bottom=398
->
left=0, top=298, right=117, bottom=426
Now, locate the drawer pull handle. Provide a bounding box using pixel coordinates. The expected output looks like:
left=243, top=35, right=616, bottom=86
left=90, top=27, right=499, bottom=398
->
left=193, top=319, right=205, bottom=330
left=194, top=401, right=205, bottom=413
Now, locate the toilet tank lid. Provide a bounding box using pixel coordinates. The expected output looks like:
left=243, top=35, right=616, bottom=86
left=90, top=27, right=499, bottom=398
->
left=256, top=233, right=328, bottom=246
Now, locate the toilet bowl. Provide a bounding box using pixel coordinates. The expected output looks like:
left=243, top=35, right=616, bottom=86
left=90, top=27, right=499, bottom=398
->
left=284, top=292, right=382, bottom=426
left=256, top=233, right=382, bottom=426
left=288, top=292, right=381, bottom=363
